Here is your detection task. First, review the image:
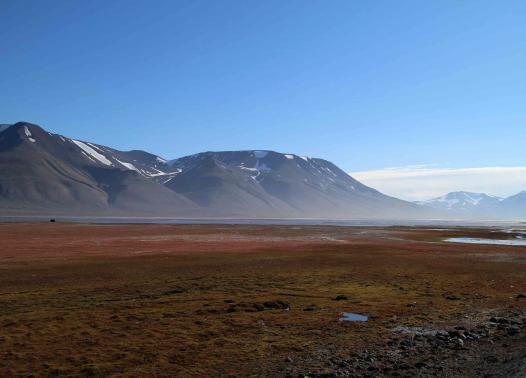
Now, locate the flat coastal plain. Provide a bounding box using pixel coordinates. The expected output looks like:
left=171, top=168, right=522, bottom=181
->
left=0, top=223, right=525, bottom=377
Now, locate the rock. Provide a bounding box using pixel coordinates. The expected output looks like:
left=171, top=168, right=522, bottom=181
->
left=303, top=305, right=319, bottom=312
left=80, top=366, right=97, bottom=376
left=162, top=288, right=185, bottom=295
left=506, top=326, right=520, bottom=336
left=253, top=303, right=265, bottom=311
left=516, top=293, right=526, bottom=299
left=445, top=295, right=461, bottom=300
left=414, top=362, right=427, bottom=369
left=485, top=355, right=498, bottom=363
left=334, top=295, right=348, bottom=301
left=263, top=300, right=289, bottom=310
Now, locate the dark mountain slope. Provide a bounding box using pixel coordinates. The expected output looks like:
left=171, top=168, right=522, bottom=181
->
left=0, top=122, right=433, bottom=219
left=0, top=122, right=193, bottom=214
left=166, top=151, right=427, bottom=218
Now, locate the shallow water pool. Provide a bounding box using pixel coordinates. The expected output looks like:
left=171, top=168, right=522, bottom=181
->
left=445, top=237, right=526, bottom=246
left=339, top=312, right=368, bottom=322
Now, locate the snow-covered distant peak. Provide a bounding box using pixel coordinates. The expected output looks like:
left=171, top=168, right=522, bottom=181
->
left=417, top=191, right=503, bottom=211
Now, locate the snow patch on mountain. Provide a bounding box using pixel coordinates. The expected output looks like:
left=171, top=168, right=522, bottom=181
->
left=239, top=160, right=271, bottom=182
left=23, top=126, right=36, bottom=142
left=115, top=158, right=140, bottom=173
left=72, top=140, right=113, bottom=166
left=159, top=169, right=183, bottom=184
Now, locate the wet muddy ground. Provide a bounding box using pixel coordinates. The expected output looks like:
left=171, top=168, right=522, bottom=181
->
left=0, top=223, right=525, bottom=377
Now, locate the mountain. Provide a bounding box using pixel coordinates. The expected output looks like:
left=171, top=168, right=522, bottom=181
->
left=417, top=191, right=526, bottom=220
left=0, top=121, right=431, bottom=219
left=500, top=191, right=526, bottom=219
left=416, top=191, right=503, bottom=213
left=165, top=150, right=427, bottom=218
left=0, top=122, right=193, bottom=215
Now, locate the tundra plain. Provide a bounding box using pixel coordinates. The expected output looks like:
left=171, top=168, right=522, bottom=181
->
left=0, top=223, right=525, bottom=377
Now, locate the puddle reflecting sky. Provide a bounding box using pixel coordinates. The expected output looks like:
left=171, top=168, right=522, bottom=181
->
left=339, top=312, right=368, bottom=322
left=445, top=237, right=526, bottom=246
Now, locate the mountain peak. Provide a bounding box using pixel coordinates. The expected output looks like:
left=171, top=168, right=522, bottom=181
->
left=0, top=122, right=41, bottom=134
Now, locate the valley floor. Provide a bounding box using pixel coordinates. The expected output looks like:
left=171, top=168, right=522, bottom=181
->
left=0, top=223, right=525, bottom=377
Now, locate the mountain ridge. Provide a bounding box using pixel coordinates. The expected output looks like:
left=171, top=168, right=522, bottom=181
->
left=0, top=121, right=434, bottom=219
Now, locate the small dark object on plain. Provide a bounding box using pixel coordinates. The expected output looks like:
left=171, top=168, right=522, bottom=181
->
left=263, top=300, right=289, bottom=310
left=334, top=295, right=348, bottom=301
left=49, top=218, right=56, bottom=223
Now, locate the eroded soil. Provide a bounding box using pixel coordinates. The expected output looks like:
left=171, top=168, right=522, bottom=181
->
left=0, top=223, right=525, bottom=377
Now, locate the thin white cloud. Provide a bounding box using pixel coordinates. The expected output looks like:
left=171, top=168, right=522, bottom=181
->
left=351, top=166, right=526, bottom=201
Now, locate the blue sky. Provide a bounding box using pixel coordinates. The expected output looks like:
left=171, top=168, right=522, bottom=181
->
left=2, top=1, right=526, bottom=198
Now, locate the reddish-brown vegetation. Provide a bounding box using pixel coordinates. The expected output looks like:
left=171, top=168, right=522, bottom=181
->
left=0, top=223, right=525, bottom=376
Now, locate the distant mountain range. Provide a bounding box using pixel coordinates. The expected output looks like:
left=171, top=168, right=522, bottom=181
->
left=416, top=191, right=526, bottom=219
left=0, top=122, right=433, bottom=219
